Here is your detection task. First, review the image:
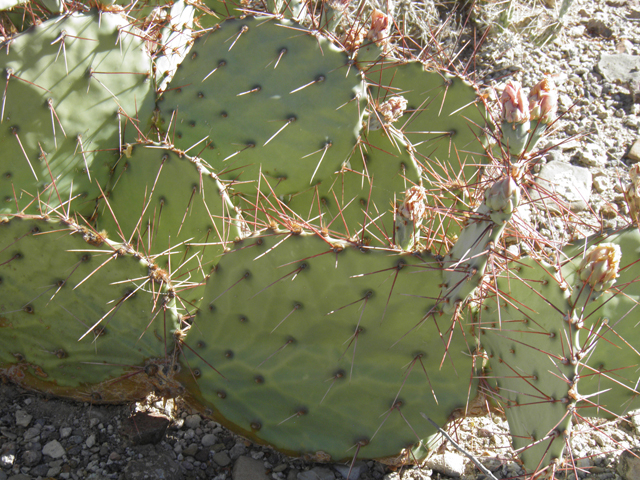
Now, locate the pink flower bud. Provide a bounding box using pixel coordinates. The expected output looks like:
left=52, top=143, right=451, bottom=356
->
left=500, top=81, right=530, bottom=124
left=528, top=77, right=558, bottom=124
left=367, top=9, right=391, bottom=46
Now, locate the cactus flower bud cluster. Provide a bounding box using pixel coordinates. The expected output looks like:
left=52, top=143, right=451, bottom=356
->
left=499, top=77, right=558, bottom=157
left=577, top=243, right=621, bottom=292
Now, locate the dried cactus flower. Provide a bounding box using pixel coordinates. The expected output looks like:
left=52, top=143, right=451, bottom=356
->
left=376, top=95, right=408, bottom=125
left=341, top=24, right=365, bottom=53
left=500, top=81, right=530, bottom=124
left=367, top=9, right=391, bottom=46
left=397, top=185, right=428, bottom=223
left=528, top=77, right=558, bottom=124
left=578, top=243, right=621, bottom=291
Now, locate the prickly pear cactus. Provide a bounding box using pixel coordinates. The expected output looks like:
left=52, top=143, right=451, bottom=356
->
left=157, top=16, right=365, bottom=198
left=477, top=254, right=578, bottom=473
left=0, top=215, right=181, bottom=402
left=0, top=10, right=154, bottom=218
left=178, top=229, right=477, bottom=461
left=563, top=228, right=640, bottom=417
left=98, top=142, right=244, bottom=304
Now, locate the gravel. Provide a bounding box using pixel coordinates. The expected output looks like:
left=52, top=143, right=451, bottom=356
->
left=2, top=0, right=640, bottom=479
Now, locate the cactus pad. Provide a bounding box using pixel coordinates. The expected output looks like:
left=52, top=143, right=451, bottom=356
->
left=0, top=216, right=181, bottom=402
left=179, top=230, right=477, bottom=461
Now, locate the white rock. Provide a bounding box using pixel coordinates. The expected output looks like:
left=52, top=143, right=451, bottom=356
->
left=426, top=452, right=467, bottom=477
left=85, top=434, right=96, bottom=448
left=184, top=414, right=201, bottom=429
left=15, top=410, right=32, bottom=428
left=201, top=433, right=217, bottom=447
left=42, top=440, right=66, bottom=459
left=531, top=161, right=592, bottom=213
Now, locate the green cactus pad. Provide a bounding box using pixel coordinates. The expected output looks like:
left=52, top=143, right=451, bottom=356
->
left=178, top=230, right=477, bottom=462
left=98, top=142, right=244, bottom=305
left=0, top=10, right=154, bottom=218
left=365, top=61, right=486, bottom=253
left=562, top=227, right=640, bottom=417
left=0, top=216, right=181, bottom=402
left=277, top=127, right=423, bottom=248
left=157, top=16, right=365, bottom=198
left=478, top=255, right=578, bottom=474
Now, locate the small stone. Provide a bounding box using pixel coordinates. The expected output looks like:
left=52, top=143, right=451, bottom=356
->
left=201, top=433, right=217, bottom=447
left=48, top=465, right=62, bottom=477
left=333, top=462, right=366, bottom=480
left=30, top=464, right=50, bottom=477
left=0, top=448, right=15, bottom=469
left=426, top=452, right=467, bottom=477
left=232, top=455, right=269, bottom=480
left=23, top=426, right=40, bottom=441
left=213, top=451, right=232, bottom=467
left=195, top=448, right=210, bottom=462
left=121, top=412, right=170, bottom=445
left=22, top=449, right=42, bottom=466
left=184, top=414, right=202, bottom=429
left=600, top=203, right=618, bottom=219
left=86, top=434, right=96, bottom=448
left=628, top=139, right=640, bottom=163
left=229, top=443, right=247, bottom=459
left=109, top=451, right=121, bottom=461
left=183, top=443, right=199, bottom=457
left=587, top=18, right=613, bottom=38
left=618, top=448, right=640, bottom=480
left=60, top=426, right=72, bottom=439
left=42, top=439, right=66, bottom=459
left=14, top=410, right=32, bottom=428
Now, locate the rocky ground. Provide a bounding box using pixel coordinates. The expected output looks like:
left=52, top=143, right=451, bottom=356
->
left=2, top=0, right=640, bottom=479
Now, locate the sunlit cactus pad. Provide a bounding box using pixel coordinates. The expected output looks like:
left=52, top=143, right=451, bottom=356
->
left=98, top=142, right=243, bottom=304
left=477, top=255, right=577, bottom=472
left=0, top=10, right=154, bottom=218
left=0, top=216, right=181, bottom=402
left=157, top=15, right=365, bottom=197
left=178, top=230, right=477, bottom=461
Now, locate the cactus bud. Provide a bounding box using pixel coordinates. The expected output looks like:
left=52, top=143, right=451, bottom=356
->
left=485, top=177, right=520, bottom=220
left=395, top=186, right=428, bottom=250
left=501, top=81, right=530, bottom=124
left=367, top=9, right=391, bottom=46
left=577, top=244, right=621, bottom=292
left=528, top=77, right=558, bottom=124
left=500, top=81, right=531, bottom=156
left=378, top=96, right=407, bottom=124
